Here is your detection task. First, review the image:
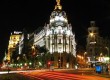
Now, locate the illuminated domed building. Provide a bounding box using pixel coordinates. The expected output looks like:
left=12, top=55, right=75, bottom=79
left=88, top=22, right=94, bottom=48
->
left=33, top=0, right=76, bottom=68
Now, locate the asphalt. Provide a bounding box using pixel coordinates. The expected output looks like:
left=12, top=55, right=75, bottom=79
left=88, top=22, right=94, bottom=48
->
left=0, top=68, right=110, bottom=79
left=53, top=68, right=110, bottom=78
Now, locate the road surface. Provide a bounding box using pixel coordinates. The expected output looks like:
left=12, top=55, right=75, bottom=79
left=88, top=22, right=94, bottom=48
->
left=19, top=70, right=109, bottom=80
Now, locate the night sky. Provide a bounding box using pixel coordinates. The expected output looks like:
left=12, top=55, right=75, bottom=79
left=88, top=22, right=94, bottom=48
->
left=0, top=0, right=110, bottom=62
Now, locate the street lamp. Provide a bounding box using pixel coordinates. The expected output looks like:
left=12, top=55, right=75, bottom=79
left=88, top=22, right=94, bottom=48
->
left=32, top=45, right=36, bottom=55
left=59, top=51, right=62, bottom=68
left=58, top=49, right=62, bottom=69
left=105, top=47, right=110, bottom=63
left=31, top=45, right=36, bottom=68
left=84, top=52, right=87, bottom=63
left=105, top=47, right=109, bottom=57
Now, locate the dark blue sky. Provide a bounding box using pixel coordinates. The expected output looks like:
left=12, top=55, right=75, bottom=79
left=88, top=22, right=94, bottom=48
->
left=0, top=0, right=110, bottom=62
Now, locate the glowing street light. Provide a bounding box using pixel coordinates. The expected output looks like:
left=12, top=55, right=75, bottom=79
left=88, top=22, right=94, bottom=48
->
left=31, top=45, right=35, bottom=49
left=31, top=45, right=35, bottom=55
left=31, top=45, right=36, bottom=68
left=105, top=47, right=110, bottom=62
left=84, top=52, right=87, bottom=63
left=105, top=47, right=109, bottom=56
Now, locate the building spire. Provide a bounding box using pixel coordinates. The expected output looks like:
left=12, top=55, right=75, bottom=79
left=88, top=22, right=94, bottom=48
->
left=54, top=0, right=62, bottom=10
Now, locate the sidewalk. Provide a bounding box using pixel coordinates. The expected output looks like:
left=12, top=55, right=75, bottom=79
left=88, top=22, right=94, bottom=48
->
left=92, top=72, right=110, bottom=78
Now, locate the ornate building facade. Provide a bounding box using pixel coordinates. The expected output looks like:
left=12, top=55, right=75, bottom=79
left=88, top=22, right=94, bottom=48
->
left=86, top=21, right=110, bottom=67
left=32, top=0, right=76, bottom=68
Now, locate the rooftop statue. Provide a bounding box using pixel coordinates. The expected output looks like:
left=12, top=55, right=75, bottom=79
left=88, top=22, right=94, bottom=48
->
left=55, top=0, right=62, bottom=10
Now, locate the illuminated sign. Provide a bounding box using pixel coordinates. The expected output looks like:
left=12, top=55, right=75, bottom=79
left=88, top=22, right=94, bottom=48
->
left=14, top=31, right=22, bottom=34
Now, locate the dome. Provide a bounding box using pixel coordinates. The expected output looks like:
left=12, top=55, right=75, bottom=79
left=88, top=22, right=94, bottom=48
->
left=49, top=0, right=68, bottom=27
left=49, top=10, right=68, bottom=27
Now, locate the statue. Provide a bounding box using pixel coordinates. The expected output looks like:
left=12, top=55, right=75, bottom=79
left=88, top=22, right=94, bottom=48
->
left=55, top=0, right=62, bottom=10
left=56, top=0, right=60, bottom=5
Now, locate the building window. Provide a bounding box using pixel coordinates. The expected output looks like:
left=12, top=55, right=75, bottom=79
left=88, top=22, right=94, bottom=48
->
left=59, top=39, right=61, bottom=44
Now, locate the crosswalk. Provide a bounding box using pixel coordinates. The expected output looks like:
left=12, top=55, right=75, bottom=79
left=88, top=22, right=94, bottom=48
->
left=19, top=71, right=109, bottom=80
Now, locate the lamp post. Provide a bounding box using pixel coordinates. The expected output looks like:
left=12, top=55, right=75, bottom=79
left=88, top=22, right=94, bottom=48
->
left=105, top=47, right=109, bottom=56
left=84, top=52, right=87, bottom=67
left=60, top=52, right=61, bottom=68
left=58, top=49, right=62, bottom=69
left=105, top=47, right=110, bottom=63
left=32, top=45, right=35, bottom=55
left=31, top=45, right=35, bottom=68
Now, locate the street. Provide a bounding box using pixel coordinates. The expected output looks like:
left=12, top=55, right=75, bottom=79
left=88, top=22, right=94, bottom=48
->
left=0, top=69, right=110, bottom=80
left=18, top=69, right=109, bottom=80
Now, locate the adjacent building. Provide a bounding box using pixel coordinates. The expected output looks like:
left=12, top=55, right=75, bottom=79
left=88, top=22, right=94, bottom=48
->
left=7, top=31, right=22, bottom=62
left=86, top=21, right=110, bottom=67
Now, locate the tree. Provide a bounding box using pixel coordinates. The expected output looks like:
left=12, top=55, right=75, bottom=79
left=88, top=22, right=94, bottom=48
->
left=37, top=46, right=49, bottom=68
